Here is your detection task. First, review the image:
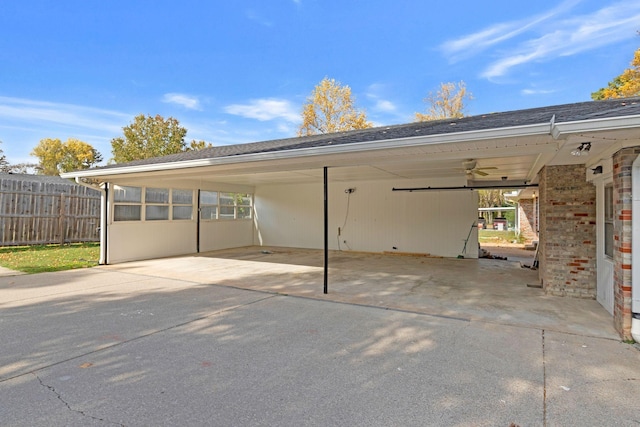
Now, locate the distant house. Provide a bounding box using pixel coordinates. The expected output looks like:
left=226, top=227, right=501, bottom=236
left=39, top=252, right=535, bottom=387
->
left=62, top=98, right=640, bottom=340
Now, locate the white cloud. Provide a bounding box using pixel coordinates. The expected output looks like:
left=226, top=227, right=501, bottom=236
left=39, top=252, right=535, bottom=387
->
left=441, top=1, right=640, bottom=79
left=0, top=96, right=127, bottom=133
left=441, top=0, right=580, bottom=61
left=521, top=88, right=556, bottom=96
left=374, top=99, right=397, bottom=113
left=365, top=83, right=397, bottom=113
left=246, top=9, right=274, bottom=27
left=0, top=96, right=134, bottom=164
left=162, top=93, right=202, bottom=110
left=224, top=98, right=300, bottom=123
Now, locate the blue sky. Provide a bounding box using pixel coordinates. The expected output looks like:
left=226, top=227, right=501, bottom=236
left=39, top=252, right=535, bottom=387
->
left=1, top=0, right=639, bottom=165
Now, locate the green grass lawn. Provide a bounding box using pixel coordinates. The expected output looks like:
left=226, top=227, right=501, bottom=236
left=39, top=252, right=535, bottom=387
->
left=478, top=229, right=523, bottom=245
left=0, top=242, right=100, bottom=274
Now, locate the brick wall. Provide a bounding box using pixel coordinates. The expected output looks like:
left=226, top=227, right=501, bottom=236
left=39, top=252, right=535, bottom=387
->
left=518, top=198, right=538, bottom=244
left=611, top=147, right=640, bottom=338
left=538, top=165, right=597, bottom=298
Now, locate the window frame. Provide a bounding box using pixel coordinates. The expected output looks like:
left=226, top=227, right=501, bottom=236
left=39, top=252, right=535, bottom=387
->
left=604, top=184, right=614, bottom=259
left=219, top=192, right=252, bottom=220
left=199, top=190, right=219, bottom=221
left=144, top=187, right=170, bottom=221
left=111, top=186, right=251, bottom=223
left=113, top=185, right=142, bottom=222
left=171, top=189, right=194, bottom=220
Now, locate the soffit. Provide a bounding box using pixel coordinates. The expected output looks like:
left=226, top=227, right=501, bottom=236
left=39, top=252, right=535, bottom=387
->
left=104, top=133, right=557, bottom=187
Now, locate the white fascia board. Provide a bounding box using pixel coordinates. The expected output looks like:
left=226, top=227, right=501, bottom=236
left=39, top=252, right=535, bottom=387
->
left=552, top=115, right=640, bottom=137
left=60, top=122, right=552, bottom=180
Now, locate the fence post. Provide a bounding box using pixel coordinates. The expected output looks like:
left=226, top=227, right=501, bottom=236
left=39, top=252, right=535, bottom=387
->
left=59, top=193, right=66, bottom=246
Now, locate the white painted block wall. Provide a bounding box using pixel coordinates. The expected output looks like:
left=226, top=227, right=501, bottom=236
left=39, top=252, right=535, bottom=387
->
left=254, top=178, right=479, bottom=258
left=108, top=221, right=197, bottom=264
left=108, top=219, right=254, bottom=264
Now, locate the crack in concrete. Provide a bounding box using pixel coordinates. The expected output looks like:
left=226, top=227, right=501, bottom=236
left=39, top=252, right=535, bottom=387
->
left=34, top=373, right=124, bottom=426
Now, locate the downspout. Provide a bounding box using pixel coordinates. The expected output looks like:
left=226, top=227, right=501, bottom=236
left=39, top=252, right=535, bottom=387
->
left=632, top=156, right=640, bottom=342
left=74, top=177, right=108, bottom=265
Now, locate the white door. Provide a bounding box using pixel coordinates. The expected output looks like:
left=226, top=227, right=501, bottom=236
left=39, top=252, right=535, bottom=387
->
left=597, top=257, right=614, bottom=315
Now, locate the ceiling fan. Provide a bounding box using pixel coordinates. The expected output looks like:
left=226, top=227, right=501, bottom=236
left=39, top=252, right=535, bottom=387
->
left=461, top=159, right=497, bottom=177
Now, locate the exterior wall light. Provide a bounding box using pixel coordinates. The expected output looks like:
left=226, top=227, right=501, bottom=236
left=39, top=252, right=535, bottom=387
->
left=571, top=142, right=591, bottom=156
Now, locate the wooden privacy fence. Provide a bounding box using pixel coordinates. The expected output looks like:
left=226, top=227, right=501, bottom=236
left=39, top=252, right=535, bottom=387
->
left=0, top=174, right=101, bottom=246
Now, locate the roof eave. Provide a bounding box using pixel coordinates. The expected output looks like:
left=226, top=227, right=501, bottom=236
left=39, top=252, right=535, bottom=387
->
left=551, top=114, right=640, bottom=139
left=60, top=122, right=554, bottom=180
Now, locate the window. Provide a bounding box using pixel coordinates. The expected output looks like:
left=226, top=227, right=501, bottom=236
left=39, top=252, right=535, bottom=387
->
left=112, top=186, right=251, bottom=222
left=604, top=185, right=614, bottom=258
left=172, top=189, right=193, bottom=220
left=219, top=192, right=236, bottom=219
left=219, top=192, right=252, bottom=219
left=237, top=193, right=252, bottom=219
left=113, top=185, right=142, bottom=221
left=145, top=188, right=169, bottom=220
left=200, top=191, right=218, bottom=220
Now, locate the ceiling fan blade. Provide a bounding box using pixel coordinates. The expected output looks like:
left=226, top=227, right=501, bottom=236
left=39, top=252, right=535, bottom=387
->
left=474, top=170, right=489, bottom=176
left=477, top=167, right=498, bottom=170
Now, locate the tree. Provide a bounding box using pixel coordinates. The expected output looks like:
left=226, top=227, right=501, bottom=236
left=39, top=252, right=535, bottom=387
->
left=0, top=141, right=9, bottom=173
left=592, top=47, right=640, bottom=100
left=187, top=140, right=213, bottom=151
left=298, top=77, right=372, bottom=136
left=31, top=138, right=63, bottom=175
left=31, top=138, right=102, bottom=175
left=111, top=114, right=188, bottom=163
left=415, top=81, right=472, bottom=121
left=60, top=139, right=103, bottom=172
left=478, top=189, right=507, bottom=225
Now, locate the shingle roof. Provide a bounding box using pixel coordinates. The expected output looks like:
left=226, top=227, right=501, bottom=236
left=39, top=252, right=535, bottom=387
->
left=96, top=97, right=640, bottom=170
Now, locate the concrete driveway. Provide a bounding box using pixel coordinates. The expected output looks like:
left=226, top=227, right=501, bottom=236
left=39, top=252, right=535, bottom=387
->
left=1, top=249, right=639, bottom=426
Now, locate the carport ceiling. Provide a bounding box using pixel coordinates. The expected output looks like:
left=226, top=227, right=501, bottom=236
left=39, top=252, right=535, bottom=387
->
left=121, top=154, right=543, bottom=187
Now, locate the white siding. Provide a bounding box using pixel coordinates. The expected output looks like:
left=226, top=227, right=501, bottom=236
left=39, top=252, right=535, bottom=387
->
left=254, top=178, right=478, bottom=258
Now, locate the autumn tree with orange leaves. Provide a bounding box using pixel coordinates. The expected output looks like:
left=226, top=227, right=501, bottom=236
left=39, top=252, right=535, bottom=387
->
left=298, top=77, right=372, bottom=136
left=592, top=47, right=640, bottom=100
left=415, top=81, right=472, bottom=121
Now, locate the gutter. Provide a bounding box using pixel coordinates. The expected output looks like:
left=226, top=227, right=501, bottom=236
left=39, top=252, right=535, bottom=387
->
left=550, top=115, right=640, bottom=139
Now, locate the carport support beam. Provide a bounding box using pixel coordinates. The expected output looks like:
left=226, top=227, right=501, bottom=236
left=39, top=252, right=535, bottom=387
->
left=324, top=166, right=328, bottom=294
